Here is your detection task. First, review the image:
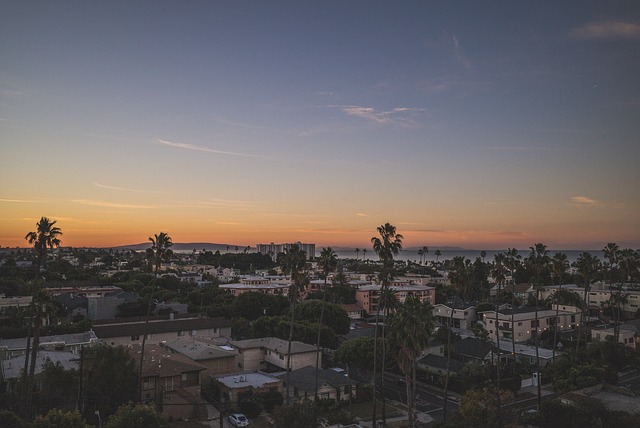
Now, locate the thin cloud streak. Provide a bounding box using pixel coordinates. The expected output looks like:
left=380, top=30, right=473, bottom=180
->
left=572, top=21, right=640, bottom=40
left=93, top=182, right=169, bottom=194
left=157, top=139, right=255, bottom=157
left=332, top=105, right=425, bottom=126
left=72, top=199, right=155, bottom=209
left=0, top=198, right=37, bottom=203
left=570, top=196, right=603, bottom=207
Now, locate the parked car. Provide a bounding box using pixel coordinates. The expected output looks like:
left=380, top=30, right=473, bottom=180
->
left=228, top=413, right=250, bottom=427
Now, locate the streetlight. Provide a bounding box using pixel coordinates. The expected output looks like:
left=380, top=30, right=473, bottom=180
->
left=94, top=410, right=102, bottom=428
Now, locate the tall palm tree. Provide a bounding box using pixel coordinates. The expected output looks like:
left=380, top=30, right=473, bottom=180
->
left=422, top=246, right=429, bottom=265
left=315, top=247, right=338, bottom=398
left=617, top=248, right=638, bottom=340
left=362, top=248, right=367, bottom=261
left=148, top=232, right=173, bottom=273
left=25, top=216, right=63, bottom=271
left=480, top=250, right=487, bottom=264
left=435, top=249, right=441, bottom=265
left=575, top=252, right=600, bottom=352
left=386, top=295, right=434, bottom=427
left=503, top=248, right=521, bottom=389
left=491, top=253, right=507, bottom=428
left=370, top=222, right=403, bottom=427
left=24, top=289, right=57, bottom=417
left=279, top=244, right=308, bottom=405
left=355, top=248, right=360, bottom=260
left=417, top=248, right=424, bottom=265
left=602, top=243, right=620, bottom=335
left=551, top=252, right=569, bottom=359
left=526, top=243, right=550, bottom=410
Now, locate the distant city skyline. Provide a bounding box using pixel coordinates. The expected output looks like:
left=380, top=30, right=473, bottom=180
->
left=2, top=2, right=639, bottom=250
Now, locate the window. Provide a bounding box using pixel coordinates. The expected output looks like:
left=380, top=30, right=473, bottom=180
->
left=142, top=378, right=156, bottom=390
left=518, top=322, right=522, bottom=326
left=131, top=335, right=140, bottom=341
left=178, top=331, right=185, bottom=336
left=571, top=315, right=576, bottom=322
left=531, top=320, right=539, bottom=328
left=180, top=372, right=198, bottom=387
left=279, top=354, right=284, bottom=360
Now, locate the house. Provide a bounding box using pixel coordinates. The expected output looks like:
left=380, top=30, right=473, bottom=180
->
left=417, top=354, right=465, bottom=379
left=0, top=331, right=99, bottom=361
left=591, top=324, right=638, bottom=349
left=496, top=340, right=557, bottom=367
left=92, top=315, right=232, bottom=347
left=214, top=371, right=283, bottom=403
left=451, top=337, right=508, bottom=364
left=229, top=337, right=320, bottom=372
left=87, top=291, right=140, bottom=320
left=489, top=283, right=535, bottom=300
left=478, top=305, right=581, bottom=343
left=433, top=303, right=477, bottom=330
left=277, top=366, right=357, bottom=403
left=355, top=284, right=436, bottom=315
left=1, top=350, right=79, bottom=392
left=53, top=292, right=88, bottom=319
left=219, top=277, right=290, bottom=297
left=131, top=344, right=207, bottom=421
left=0, top=295, right=32, bottom=320
left=163, top=336, right=237, bottom=376
left=340, top=304, right=365, bottom=320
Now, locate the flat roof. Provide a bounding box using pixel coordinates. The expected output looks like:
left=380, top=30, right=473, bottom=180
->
left=215, top=372, right=281, bottom=389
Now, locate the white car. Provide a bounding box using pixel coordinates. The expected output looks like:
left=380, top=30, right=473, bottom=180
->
left=228, top=413, right=249, bottom=427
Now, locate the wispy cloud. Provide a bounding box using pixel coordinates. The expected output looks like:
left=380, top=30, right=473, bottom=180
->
left=570, top=196, right=603, bottom=207
left=571, top=21, right=640, bottom=40
left=0, top=198, right=37, bottom=203
left=334, top=105, right=426, bottom=126
left=356, top=213, right=369, bottom=217
left=215, top=221, right=243, bottom=225
left=72, top=199, right=155, bottom=209
left=485, top=146, right=556, bottom=152
left=93, top=182, right=168, bottom=194
left=157, top=139, right=254, bottom=157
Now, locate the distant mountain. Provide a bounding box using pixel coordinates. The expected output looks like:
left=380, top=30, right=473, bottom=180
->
left=111, top=242, right=249, bottom=252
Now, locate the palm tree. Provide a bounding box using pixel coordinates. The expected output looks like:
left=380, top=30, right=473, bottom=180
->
left=314, top=247, right=338, bottom=398
left=422, top=246, right=429, bottom=265
left=526, top=243, right=550, bottom=410
left=362, top=248, right=367, bottom=261
left=148, top=232, right=173, bottom=273
left=370, top=222, right=403, bottom=427
left=417, top=248, right=424, bottom=265
left=435, top=249, right=442, bottom=265
left=491, top=253, right=507, bottom=428
left=480, top=250, right=487, bottom=264
left=551, top=252, right=569, bottom=359
left=503, top=248, right=521, bottom=388
left=355, top=248, right=360, bottom=260
left=617, top=248, right=638, bottom=340
left=25, top=216, right=63, bottom=271
left=279, top=244, right=308, bottom=405
left=575, top=252, right=600, bottom=352
left=386, top=295, right=434, bottom=427
left=24, top=290, right=57, bottom=417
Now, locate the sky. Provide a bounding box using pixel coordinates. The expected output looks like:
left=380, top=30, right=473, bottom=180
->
left=1, top=1, right=639, bottom=251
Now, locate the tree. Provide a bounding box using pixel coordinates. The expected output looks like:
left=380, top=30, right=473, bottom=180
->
left=315, top=247, right=338, bottom=396
left=148, top=232, right=173, bottom=274
left=386, top=295, right=434, bottom=427
left=617, top=248, right=638, bottom=340
left=23, top=289, right=58, bottom=418
left=25, top=216, right=63, bottom=271
left=370, top=222, right=403, bottom=427
left=455, top=387, right=513, bottom=428
left=104, top=403, right=170, bottom=428
left=526, top=243, right=550, bottom=410
left=575, top=252, right=600, bottom=352
left=435, top=249, right=441, bottom=264
left=355, top=248, right=360, bottom=260
left=503, top=247, right=521, bottom=390
left=551, top=252, right=569, bottom=359
left=279, top=244, right=308, bottom=405
left=271, top=400, right=322, bottom=428
left=32, top=409, right=90, bottom=428
left=83, top=345, right=138, bottom=420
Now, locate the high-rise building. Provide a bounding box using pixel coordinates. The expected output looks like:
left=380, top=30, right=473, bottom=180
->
left=256, top=242, right=316, bottom=261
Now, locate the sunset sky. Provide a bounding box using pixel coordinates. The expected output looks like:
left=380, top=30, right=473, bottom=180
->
left=1, top=1, right=639, bottom=250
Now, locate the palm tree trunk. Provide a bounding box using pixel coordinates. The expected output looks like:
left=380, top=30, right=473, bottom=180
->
left=534, top=287, right=541, bottom=410
left=443, top=309, right=454, bottom=422
left=576, top=279, right=589, bottom=353
left=494, top=288, right=502, bottom=428
left=511, top=284, right=517, bottom=396
left=314, top=282, right=327, bottom=399
left=20, top=321, right=32, bottom=417
left=381, top=304, right=388, bottom=426
left=553, top=283, right=562, bottom=360
left=286, top=295, right=296, bottom=406
left=371, top=299, right=380, bottom=427
left=26, top=307, right=42, bottom=418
